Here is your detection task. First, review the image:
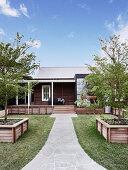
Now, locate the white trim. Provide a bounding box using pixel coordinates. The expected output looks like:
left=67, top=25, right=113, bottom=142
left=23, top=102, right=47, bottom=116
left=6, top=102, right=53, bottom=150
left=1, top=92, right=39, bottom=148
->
left=16, top=88, right=18, bottom=105
left=51, top=82, right=53, bottom=107
left=28, top=82, right=30, bottom=114
left=42, top=85, right=50, bottom=101
left=21, top=79, right=75, bottom=83
left=25, top=92, right=26, bottom=104
left=16, top=95, right=18, bottom=105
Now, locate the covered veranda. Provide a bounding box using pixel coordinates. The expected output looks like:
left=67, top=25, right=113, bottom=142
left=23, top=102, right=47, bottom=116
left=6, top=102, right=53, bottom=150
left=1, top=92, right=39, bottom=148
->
left=7, top=79, right=76, bottom=114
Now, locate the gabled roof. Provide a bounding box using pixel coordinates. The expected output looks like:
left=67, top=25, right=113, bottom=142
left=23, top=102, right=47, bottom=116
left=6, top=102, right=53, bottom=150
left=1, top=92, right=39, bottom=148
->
left=34, top=66, right=90, bottom=79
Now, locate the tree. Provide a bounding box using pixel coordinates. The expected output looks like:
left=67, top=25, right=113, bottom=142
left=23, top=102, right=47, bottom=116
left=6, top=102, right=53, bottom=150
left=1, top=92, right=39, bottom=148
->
left=0, top=33, right=38, bottom=123
left=85, top=35, right=128, bottom=120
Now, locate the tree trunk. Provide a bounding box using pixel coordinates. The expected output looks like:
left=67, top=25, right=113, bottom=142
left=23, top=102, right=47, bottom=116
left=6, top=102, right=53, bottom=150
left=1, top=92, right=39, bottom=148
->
left=4, top=92, right=8, bottom=124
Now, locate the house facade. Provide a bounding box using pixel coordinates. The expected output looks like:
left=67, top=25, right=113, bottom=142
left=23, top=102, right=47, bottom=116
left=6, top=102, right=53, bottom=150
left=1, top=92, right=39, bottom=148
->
left=7, top=66, right=90, bottom=114
left=32, top=66, right=89, bottom=106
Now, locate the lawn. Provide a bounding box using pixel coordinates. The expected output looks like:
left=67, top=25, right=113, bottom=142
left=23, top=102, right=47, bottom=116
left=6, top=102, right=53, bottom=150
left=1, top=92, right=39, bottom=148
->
left=0, top=115, right=54, bottom=170
left=73, top=114, right=128, bottom=170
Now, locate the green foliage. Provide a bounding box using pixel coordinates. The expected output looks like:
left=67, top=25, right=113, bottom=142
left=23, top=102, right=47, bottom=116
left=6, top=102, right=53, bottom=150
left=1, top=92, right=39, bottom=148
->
left=104, top=118, right=128, bottom=125
left=89, top=103, right=100, bottom=110
left=85, top=35, right=128, bottom=119
left=74, top=99, right=90, bottom=108
left=0, top=33, right=38, bottom=122
left=75, top=99, right=100, bottom=110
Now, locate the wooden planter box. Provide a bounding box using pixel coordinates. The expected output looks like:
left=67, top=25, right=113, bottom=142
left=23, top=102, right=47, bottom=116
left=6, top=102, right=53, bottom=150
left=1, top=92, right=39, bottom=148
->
left=96, top=118, right=128, bottom=143
left=0, top=118, right=29, bottom=143
left=76, top=108, right=104, bottom=114
left=0, top=110, right=5, bottom=117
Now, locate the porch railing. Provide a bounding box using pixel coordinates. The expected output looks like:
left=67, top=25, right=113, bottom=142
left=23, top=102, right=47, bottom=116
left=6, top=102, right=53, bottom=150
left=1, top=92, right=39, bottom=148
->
left=7, top=105, right=53, bottom=114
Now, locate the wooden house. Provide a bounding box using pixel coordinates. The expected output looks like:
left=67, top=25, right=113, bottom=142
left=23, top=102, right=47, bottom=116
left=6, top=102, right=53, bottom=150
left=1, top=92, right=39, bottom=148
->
left=8, top=66, right=90, bottom=114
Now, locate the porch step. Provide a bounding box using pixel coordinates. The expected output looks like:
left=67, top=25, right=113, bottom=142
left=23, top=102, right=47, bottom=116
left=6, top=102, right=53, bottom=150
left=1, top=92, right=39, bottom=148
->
left=53, top=105, right=75, bottom=114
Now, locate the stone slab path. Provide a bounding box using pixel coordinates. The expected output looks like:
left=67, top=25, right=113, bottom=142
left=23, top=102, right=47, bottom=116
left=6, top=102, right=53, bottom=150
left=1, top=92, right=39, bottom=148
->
left=22, top=114, right=106, bottom=170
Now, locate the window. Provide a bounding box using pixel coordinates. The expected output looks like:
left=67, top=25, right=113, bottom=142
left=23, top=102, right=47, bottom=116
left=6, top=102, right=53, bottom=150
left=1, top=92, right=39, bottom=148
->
left=77, top=78, right=86, bottom=100
left=76, top=77, right=88, bottom=106
left=42, top=85, right=50, bottom=101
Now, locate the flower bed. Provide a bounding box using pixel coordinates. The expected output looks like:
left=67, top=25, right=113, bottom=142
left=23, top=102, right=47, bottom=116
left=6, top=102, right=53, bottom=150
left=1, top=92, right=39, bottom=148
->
left=0, top=118, right=29, bottom=143
left=96, top=118, right=128, bottom=143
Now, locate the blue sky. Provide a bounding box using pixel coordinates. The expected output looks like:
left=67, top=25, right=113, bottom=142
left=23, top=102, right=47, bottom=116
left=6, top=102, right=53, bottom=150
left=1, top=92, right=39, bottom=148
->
left=0, top=0, right=128, bottom=67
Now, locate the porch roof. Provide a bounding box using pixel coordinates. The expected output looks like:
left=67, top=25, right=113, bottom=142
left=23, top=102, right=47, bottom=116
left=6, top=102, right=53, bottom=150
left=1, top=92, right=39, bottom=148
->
left=34, top=66, right=90, bottom=79
left=22, top=79, right=75, bottom=83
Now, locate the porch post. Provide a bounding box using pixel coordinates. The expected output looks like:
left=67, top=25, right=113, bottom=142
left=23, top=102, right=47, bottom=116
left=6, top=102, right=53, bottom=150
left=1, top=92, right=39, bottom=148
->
left=16, top=88, right=18, bottom=105
left=51, top=81, right=53, bottom=107
left=28, top=82, right=31, bottom=114
left=25, top=92, right=26, bottom=104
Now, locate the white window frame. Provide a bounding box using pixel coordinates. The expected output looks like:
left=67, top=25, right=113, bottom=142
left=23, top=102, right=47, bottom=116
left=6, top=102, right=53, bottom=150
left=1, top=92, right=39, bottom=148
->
left=42, top=85, right=50, bottom=101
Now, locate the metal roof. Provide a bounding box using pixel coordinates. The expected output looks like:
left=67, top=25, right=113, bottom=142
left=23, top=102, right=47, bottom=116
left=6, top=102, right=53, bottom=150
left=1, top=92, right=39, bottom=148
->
left=34, top=66, right=90, bottom=79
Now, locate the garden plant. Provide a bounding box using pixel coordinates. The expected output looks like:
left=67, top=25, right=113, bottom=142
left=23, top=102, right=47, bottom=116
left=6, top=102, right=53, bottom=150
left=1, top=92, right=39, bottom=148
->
left=85, top=34, right=128, bottom=124
left=0, top=33, right=38, bottom=124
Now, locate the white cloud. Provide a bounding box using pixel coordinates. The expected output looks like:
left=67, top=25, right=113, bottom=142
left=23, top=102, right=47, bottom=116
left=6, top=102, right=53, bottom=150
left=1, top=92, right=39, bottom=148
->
left=51, top=15, right=57, bottom=20
left=105, top=13, right=128, bottom=42
left=0, top=0, right=19, bottom=17
left=0, top=28, right=5, bottom=35
left=27, top=26, right=37, bottom=33
left=20, top=4, right=29, bottom=18
left=77, top=3, right=90, bottom=13
left=0, top=1, right=29, bottom=18
left=77, top=3, right=87, bottom=9
left=68, top=32, right=75, bottom=38
left=31, top=27, right=37, bottom=33
left=116, top=25, right=128, bottom=42
left=26, top=40, right=41, bottom=49
left=109, top=0, right=113, bottom=3
left=117, top=14, right=122, bottom=22
left=104, top=21, right=115, bottom=32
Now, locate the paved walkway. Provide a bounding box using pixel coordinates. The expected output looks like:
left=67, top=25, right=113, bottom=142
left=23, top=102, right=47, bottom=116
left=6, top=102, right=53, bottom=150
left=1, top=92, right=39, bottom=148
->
left=22, top=114, right=106, bottom=170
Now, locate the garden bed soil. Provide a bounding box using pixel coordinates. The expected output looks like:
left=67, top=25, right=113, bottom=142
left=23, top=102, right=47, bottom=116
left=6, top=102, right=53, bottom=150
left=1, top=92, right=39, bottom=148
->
left=96, top=118, right=128, bottom=143
left=0, top=119, right=21, bottom=125
left=104, top=118, right=128, bottom=125
left=76, top=107, right=104, bottom=114
left=0, top=118, right=29, bottom=143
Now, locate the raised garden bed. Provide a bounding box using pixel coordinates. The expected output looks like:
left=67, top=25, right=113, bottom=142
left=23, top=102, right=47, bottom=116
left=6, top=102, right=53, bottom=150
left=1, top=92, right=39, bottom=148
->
left=0, top=110, right=5, bottom=117
left=76, top=107, right=104, bottom=114
left=0, top=118, right=29, bottom=143
left=96, top=118, right=128, bottom=143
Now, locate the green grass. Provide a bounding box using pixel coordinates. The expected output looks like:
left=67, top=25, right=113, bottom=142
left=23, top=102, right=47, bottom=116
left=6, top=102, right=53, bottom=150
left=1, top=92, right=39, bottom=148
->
left=73, top=114, right=128, bottom=170
left=0, top=115, right=55, bottom=170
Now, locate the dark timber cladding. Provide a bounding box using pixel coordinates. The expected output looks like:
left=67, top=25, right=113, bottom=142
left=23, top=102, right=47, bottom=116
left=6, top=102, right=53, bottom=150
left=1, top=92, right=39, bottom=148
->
left=34, top=82, right=75, bottom=105
left=54, top=82, right=75, bottom=105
